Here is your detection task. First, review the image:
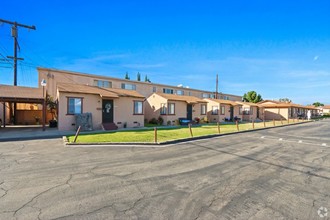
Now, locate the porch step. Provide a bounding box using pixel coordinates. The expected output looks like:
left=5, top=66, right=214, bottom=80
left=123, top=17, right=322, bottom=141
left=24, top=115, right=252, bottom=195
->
left=102, top=123, right=118, bottom=131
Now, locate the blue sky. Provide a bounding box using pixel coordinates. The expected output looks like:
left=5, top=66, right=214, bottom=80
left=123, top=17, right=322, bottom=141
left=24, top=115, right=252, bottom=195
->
left=0, top=0, right=329, bottom=104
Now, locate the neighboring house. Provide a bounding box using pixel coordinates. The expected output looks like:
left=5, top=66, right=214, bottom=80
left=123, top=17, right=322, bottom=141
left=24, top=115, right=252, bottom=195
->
left=259, top=100, right=316, bottom=120
left=37, top=67, right=242, bottom=102
left=57, top=83, right=145, bottom=130
left=205, top=99, right=243, bottom=123
left=236, top=101, right=264, bottom=122
left=322, top=105, right=330, bottom=114
left=145, top=93, right=208, bottom=125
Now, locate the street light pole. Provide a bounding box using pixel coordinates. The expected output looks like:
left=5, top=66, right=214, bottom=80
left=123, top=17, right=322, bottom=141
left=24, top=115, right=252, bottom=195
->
left=41, top=79, right=47, bottom=131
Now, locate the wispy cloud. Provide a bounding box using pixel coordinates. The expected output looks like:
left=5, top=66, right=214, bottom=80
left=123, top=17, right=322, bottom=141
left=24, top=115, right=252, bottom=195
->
left=122, top=63, right=166, bottom=69
left=314, top=55, right=319, bottom=61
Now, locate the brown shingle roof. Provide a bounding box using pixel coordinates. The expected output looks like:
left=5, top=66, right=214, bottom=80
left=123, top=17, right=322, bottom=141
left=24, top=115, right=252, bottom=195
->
left=156, top=93, right=207, bottom=104
left=57, top=83, right=119, bottom=98
left=206, top=98, right=242, bottom=106
left=322, top=105, right=330, bottom=109
left=57, top=83, right=145, bottom=99
left=105, top=88, right=145, bottom=98
left=235, top=101, right=260, bottom=107
left=0, top=84, right=44, bottom=102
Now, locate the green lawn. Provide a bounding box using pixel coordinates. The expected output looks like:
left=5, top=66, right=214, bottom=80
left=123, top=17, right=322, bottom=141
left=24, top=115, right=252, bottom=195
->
left=68, top=120, right=308, bottom=143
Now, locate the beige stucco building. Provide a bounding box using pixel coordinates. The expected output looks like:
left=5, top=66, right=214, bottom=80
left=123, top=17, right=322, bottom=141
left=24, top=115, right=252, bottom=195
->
left=236, top=101, right=264, bottom=122
left=56, top=83, right=145, bottom=131
left=259, top=100, right=318, bottom=120
left=205, top=99, right=243, bottom=123
left=146, top=93, right=207, bottom=125
left=38, top=68, right=242, bottom=102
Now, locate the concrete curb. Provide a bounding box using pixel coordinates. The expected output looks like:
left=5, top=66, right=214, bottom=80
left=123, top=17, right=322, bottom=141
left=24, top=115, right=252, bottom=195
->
left=0, top=134, right=67, bottom=142
left=66, top=120, right=313, bottom=147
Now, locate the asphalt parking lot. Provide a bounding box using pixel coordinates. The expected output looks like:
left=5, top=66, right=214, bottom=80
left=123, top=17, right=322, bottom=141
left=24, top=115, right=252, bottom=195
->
left=0, top=120, right=329, bottom=219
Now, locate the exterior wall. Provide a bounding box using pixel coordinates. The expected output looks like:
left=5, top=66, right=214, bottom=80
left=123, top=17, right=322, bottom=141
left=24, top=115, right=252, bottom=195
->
left=264, top=108, right=289, bottom=120
left=162, top=101, right=186, bottom=125
left=322, top=108, right=330, bottom=114
left=206, top=100, right=220, bottom=122
left=16, top=110, right=52, bottom=125
left=58, top=92, right=103, bottom=131
left=38, top=68, right=241, bottom=101
left=145, top=94, right=168, bottom=122
left=113, top=97, right=144, bottom=129
left=206, top=100, right=233, bottom=122
left=145, top=93, right=206, bottom=125
left=192, top=103, right=207, bottom=121
left=58, top=92, right=144, bottom=131
left=242, top=105, right=258, bottom=121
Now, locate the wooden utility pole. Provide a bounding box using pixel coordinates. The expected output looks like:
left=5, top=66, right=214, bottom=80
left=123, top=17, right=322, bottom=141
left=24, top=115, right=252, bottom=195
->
left=0, top=19, right=36, bottom=124
left=0, top=19, right=36, bottom=85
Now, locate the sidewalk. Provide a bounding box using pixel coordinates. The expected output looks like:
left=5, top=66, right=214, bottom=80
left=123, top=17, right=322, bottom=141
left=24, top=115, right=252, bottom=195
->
left=0, top=125, right=76, bottom=142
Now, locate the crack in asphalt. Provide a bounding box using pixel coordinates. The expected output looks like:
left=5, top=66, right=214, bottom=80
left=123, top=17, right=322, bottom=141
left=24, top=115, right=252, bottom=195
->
left=12, top=174, right=72, bottom=217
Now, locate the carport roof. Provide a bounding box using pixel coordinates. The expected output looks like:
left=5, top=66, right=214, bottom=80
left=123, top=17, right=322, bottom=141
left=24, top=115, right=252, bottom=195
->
left=0, top=84, right=44, bottom=103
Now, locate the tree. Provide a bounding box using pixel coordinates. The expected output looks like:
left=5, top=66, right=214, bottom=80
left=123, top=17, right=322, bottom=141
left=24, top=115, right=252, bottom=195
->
left=137, top=72, right=141, bottom=81
left=242, top=91, right=263, bottom=103
left=46, top=93, right=58, bottom=127
left=313, top=102, right=324, bottom=107
left=144, top=75, right=151, bottom=83
left=279, top=98, right=292, bottom=103
left=125, top=72, right=130, bottom=80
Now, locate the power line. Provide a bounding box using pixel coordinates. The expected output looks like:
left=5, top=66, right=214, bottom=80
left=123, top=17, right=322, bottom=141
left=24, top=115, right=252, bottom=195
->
left=0, top=18, right=36, bottom=86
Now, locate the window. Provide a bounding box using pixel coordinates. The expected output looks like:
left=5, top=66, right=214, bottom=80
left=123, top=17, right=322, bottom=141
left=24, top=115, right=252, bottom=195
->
left=220, top=106, right=225, bottom=115
left=168, top=103, right=175, bottom=115
left=202, top=93, right=215, bottom=99
left=239, top=107, right=243, bottom=115
left=163, top=88, right=174, bottom=94
left=133, top=101, right=143, bottom=115
left=94, top=80, right=112, bottom=88
left=243, top=107, right=250, bottom=115
left=188, top=91, right=191, bottom=96
left=201, top=104, right=207, bottom=115
left=224, top=96, right=230, bottom=100
left=160, top=103, right=167, bottom=115
left=152, top=87, right=157, bottom=92
left=176, top=90, right=184, bottom=95
left=67, top=97, right=82, bottom=114
left=202, top=93, right=209, bottom=98
left=212, top=106, right=219, bottom=115
left=121, top=83, right=136, bottom=90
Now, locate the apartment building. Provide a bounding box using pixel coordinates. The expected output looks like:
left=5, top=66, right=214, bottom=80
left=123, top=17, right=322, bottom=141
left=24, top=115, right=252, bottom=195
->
left=38, top=68, right=242, bottom=101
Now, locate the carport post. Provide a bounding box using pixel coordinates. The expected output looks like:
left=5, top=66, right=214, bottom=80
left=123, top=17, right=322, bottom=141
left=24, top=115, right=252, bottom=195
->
left=2, top=102, right=5, bottom=128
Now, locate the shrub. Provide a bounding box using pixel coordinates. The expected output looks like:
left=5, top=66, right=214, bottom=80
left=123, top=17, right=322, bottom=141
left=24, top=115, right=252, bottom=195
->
left=149, top=118, right=158, bottom=124
left=194, top=117, right=200, bottom=124
left=158, top=116, right=164, bottom=125
left=167, top=120, right=172, bottom=126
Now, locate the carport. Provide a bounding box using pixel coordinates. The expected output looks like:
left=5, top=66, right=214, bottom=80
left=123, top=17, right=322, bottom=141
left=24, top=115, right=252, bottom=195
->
left=0, top=84, right=46, bottom=131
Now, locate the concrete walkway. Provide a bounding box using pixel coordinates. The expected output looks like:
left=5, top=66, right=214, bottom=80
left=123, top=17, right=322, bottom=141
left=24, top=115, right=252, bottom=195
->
left=0, top=125, right=76, bottom=142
